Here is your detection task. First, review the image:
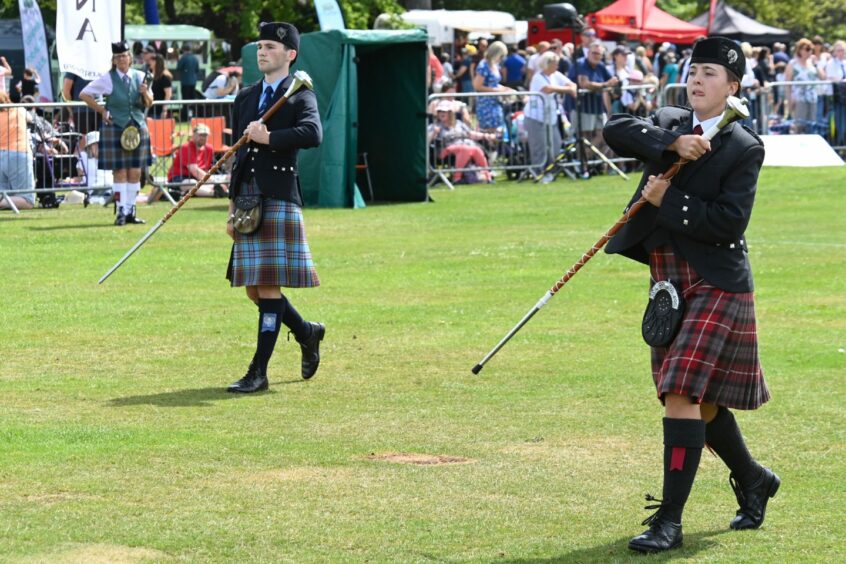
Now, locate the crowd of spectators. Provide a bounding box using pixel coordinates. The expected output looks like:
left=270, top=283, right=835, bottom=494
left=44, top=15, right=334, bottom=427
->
left=428, top=29, right=846, bottom=180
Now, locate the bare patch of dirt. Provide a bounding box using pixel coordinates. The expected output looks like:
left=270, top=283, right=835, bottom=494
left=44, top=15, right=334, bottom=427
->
left=365, top=452, right=476, bottom=465
left=22, top=543, right=169, bottom=563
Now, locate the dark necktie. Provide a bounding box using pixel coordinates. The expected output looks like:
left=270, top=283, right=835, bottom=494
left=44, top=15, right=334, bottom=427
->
left=258, top=86, right=273, bottom=115
left=693, top=124, right=703, bottom=136
left=123, top=74, right=130, bottom=89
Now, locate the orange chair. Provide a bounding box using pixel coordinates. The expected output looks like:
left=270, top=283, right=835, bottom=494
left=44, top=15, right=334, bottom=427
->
left=190, top=116, right=231, bottom=154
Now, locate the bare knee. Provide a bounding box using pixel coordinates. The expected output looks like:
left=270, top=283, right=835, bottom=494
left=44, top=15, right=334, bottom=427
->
left=664, top=393, right=701, bottom=419
left=245, top=286, right=259, bottom=304
left=256, top=285, right=281, bottom=300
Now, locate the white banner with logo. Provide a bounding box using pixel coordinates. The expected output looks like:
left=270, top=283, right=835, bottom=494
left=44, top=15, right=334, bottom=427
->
left=18, top=0, right=53, bottom=101
left=314, top=0, right=346, bottom=31
left=56, top=0, right=123, bottom=82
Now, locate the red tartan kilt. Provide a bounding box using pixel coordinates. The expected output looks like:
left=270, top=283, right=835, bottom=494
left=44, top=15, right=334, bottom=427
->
left=649, top=247, right=770, bottom=410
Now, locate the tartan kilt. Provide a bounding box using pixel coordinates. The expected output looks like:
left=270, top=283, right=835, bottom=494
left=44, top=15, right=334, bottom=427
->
left=98, top=121, right=152, bottom=170
left=226, top=198, right=320, bottom=288
left=649, top=246, right=770, bottom=410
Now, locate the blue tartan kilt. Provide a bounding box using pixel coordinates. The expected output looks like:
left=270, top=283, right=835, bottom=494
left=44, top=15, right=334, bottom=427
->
left=98, top=121, right=152, bottom=170
left=226, top=198, right=320, bottom=288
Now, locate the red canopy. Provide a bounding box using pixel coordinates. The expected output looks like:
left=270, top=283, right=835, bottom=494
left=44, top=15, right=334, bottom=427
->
left=588, top=0, right=707, bottom=44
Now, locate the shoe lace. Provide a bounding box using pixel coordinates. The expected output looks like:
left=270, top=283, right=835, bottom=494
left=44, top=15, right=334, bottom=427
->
left=729, top=474, right=747, bottom=510
left=641, top=493, right=667, bottom=527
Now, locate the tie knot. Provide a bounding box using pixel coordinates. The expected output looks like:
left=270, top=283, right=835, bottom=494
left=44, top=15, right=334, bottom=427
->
left=265, top=86, right=273, bottom=97
left=693, top=124, right=704, bottom=135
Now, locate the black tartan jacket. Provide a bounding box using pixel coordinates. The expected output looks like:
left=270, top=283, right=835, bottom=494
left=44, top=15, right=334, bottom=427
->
left=229, top=75, right=322, bottom=206
left=603, top=106, right=765, bottom=293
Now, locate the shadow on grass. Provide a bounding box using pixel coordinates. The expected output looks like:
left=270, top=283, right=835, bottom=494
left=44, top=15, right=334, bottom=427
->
left=500, top=528, right=732, bottom=563
left=109, top=380, right=304, bottom=407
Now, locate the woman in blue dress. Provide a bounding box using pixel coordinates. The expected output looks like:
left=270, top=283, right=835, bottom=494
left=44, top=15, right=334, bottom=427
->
left=472, top=41, right=514, bottom=131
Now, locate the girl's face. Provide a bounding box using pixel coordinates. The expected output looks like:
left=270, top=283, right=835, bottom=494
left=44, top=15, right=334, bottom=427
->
left=687, top=63, right=738, bottom=120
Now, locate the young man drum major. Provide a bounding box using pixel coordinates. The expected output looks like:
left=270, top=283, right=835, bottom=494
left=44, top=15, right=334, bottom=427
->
left=225, top=22, right=325, bottom=393
left=603, top=37, right=779, bottom=553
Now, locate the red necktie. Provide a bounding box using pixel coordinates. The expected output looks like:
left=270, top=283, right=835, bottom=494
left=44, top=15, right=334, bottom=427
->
left=693, top=124, right=703, bottom=135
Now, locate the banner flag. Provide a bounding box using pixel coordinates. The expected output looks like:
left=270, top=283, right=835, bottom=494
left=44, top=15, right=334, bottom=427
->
left=56, top=0, right=123, bottom=83
left=18, top=0, right=53, bottom=101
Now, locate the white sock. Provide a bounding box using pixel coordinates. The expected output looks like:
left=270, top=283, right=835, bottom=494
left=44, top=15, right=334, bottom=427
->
left=114, top=183, right=127, bottom=213
left=125, top=182, right=140, bottom=213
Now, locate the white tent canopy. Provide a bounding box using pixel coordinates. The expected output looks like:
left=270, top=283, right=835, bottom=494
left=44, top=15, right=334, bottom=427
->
left=400, top=10, right=517, bottom=45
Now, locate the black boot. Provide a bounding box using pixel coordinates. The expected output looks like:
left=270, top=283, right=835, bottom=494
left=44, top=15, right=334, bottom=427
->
left=729, top=467, right=781, bottom=530
left=114, top=208, right=127, bottom=226
left=628, top=495, right=684, bottom=553
left=296, top=321, right=325, bottom=380
left=125, top=205, right=146, bottom=224
left=226, top=361, right=268, bottom=393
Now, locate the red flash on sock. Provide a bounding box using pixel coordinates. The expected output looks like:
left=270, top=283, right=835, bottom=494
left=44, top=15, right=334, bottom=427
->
left=670, top=447, right=686, bottom=471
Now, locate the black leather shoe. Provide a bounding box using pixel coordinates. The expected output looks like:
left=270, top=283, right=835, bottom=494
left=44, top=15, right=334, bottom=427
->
left=729, top=467, right=780, bottom=530
left=297, top=322, right=325, bottom=380
left=227, top=362, right=268, bottom=393
left=125, top=206, right=146, bottom=224
left=114, top=210, right=126, bottom=226
left=628, top=495, right=683, bottom=554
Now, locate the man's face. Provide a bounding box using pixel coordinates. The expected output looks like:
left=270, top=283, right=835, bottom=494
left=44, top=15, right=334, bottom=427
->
left=193, top=131, right=208, bottom=148
left=257, top=41, right=295, bottom=74
left=588, top=46, right=603, bottom=65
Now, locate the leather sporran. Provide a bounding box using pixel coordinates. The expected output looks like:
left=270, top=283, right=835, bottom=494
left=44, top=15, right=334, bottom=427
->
left=232, top=195, right=263, bottom=235
left=120, top=124, right=141, bottom=151
left=642, top=280, right=685, bottom=347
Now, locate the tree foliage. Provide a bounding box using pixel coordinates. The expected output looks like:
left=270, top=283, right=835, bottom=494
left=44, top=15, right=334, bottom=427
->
left=0, top=0, right=843, bottom=59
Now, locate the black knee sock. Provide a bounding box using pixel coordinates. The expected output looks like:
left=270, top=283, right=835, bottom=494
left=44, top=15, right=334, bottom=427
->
left=255, top=298, right=285, bottom=373
left=705, top=407, right=762, bottom=486
left=279, top=295, right=309, bottom=339
left=662, top=417, right=706, bottom=523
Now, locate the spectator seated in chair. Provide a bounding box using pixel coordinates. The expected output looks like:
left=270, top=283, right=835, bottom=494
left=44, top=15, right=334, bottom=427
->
left=427, top=101, right=496, bottom=184
left=149, top=123, right=228, bottom=202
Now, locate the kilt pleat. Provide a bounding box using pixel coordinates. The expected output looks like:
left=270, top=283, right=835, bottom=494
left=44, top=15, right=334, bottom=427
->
left=98, top=121, right=152, bottom=170
left=226, top=196, right=320, bottom=288
left=649, top=246, right=769, bottom=410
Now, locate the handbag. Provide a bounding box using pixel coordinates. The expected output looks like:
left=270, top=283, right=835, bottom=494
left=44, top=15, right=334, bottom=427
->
left=232, top=194, right=263, bottom=235
left=642, top=280, right=685, bottom=348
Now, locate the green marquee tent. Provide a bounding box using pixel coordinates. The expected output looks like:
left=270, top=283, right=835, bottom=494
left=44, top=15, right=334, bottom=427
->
left=243, top=29, right=429, bottom=208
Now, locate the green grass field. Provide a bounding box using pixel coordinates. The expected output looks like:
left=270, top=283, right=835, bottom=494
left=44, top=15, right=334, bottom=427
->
left=1, top=167, right=844, bottom=562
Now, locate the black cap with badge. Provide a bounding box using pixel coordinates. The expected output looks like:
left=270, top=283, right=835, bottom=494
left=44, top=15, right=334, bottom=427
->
left=690, top=36, right=745, bottom=81
left=259, top=22, right=300, bottom=53
left=111, top=40, right=130, bottom=54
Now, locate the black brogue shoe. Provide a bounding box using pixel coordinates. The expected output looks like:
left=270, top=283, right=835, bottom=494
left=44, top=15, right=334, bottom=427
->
left=114, top=209, right=127, bottom=226
left=729, top=467, right=781, bottom=530
left=125, top=206, right=146, bottom=224
left=227, top=362, right=268, bottom=393
left=628, top=495, right=684, bottom=554
left=297, top=322, right=325, bottom=380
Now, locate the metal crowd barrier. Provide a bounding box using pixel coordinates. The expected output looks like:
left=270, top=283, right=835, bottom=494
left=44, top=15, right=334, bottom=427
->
left=427, top=91, right=550, bottom=189
left=0, top=99, right=235, bottom=214
left=660, top=80, right=846, bottom=151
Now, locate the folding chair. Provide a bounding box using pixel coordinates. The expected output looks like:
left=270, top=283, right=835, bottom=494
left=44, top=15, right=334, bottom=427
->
left=355, top=152, right=374, bottom=201
left=145, top=117, right=180, bottom=205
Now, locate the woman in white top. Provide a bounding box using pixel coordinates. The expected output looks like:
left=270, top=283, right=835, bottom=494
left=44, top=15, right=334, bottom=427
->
left=524, top=51, right=576, bottom=182
left=785, top=37, right=825, bottom=133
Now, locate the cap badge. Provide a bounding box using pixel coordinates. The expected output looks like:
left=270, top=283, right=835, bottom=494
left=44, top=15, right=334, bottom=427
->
left=727, top=49, right=738, bottom=64
left=277, top=27, right=287, bottom=42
